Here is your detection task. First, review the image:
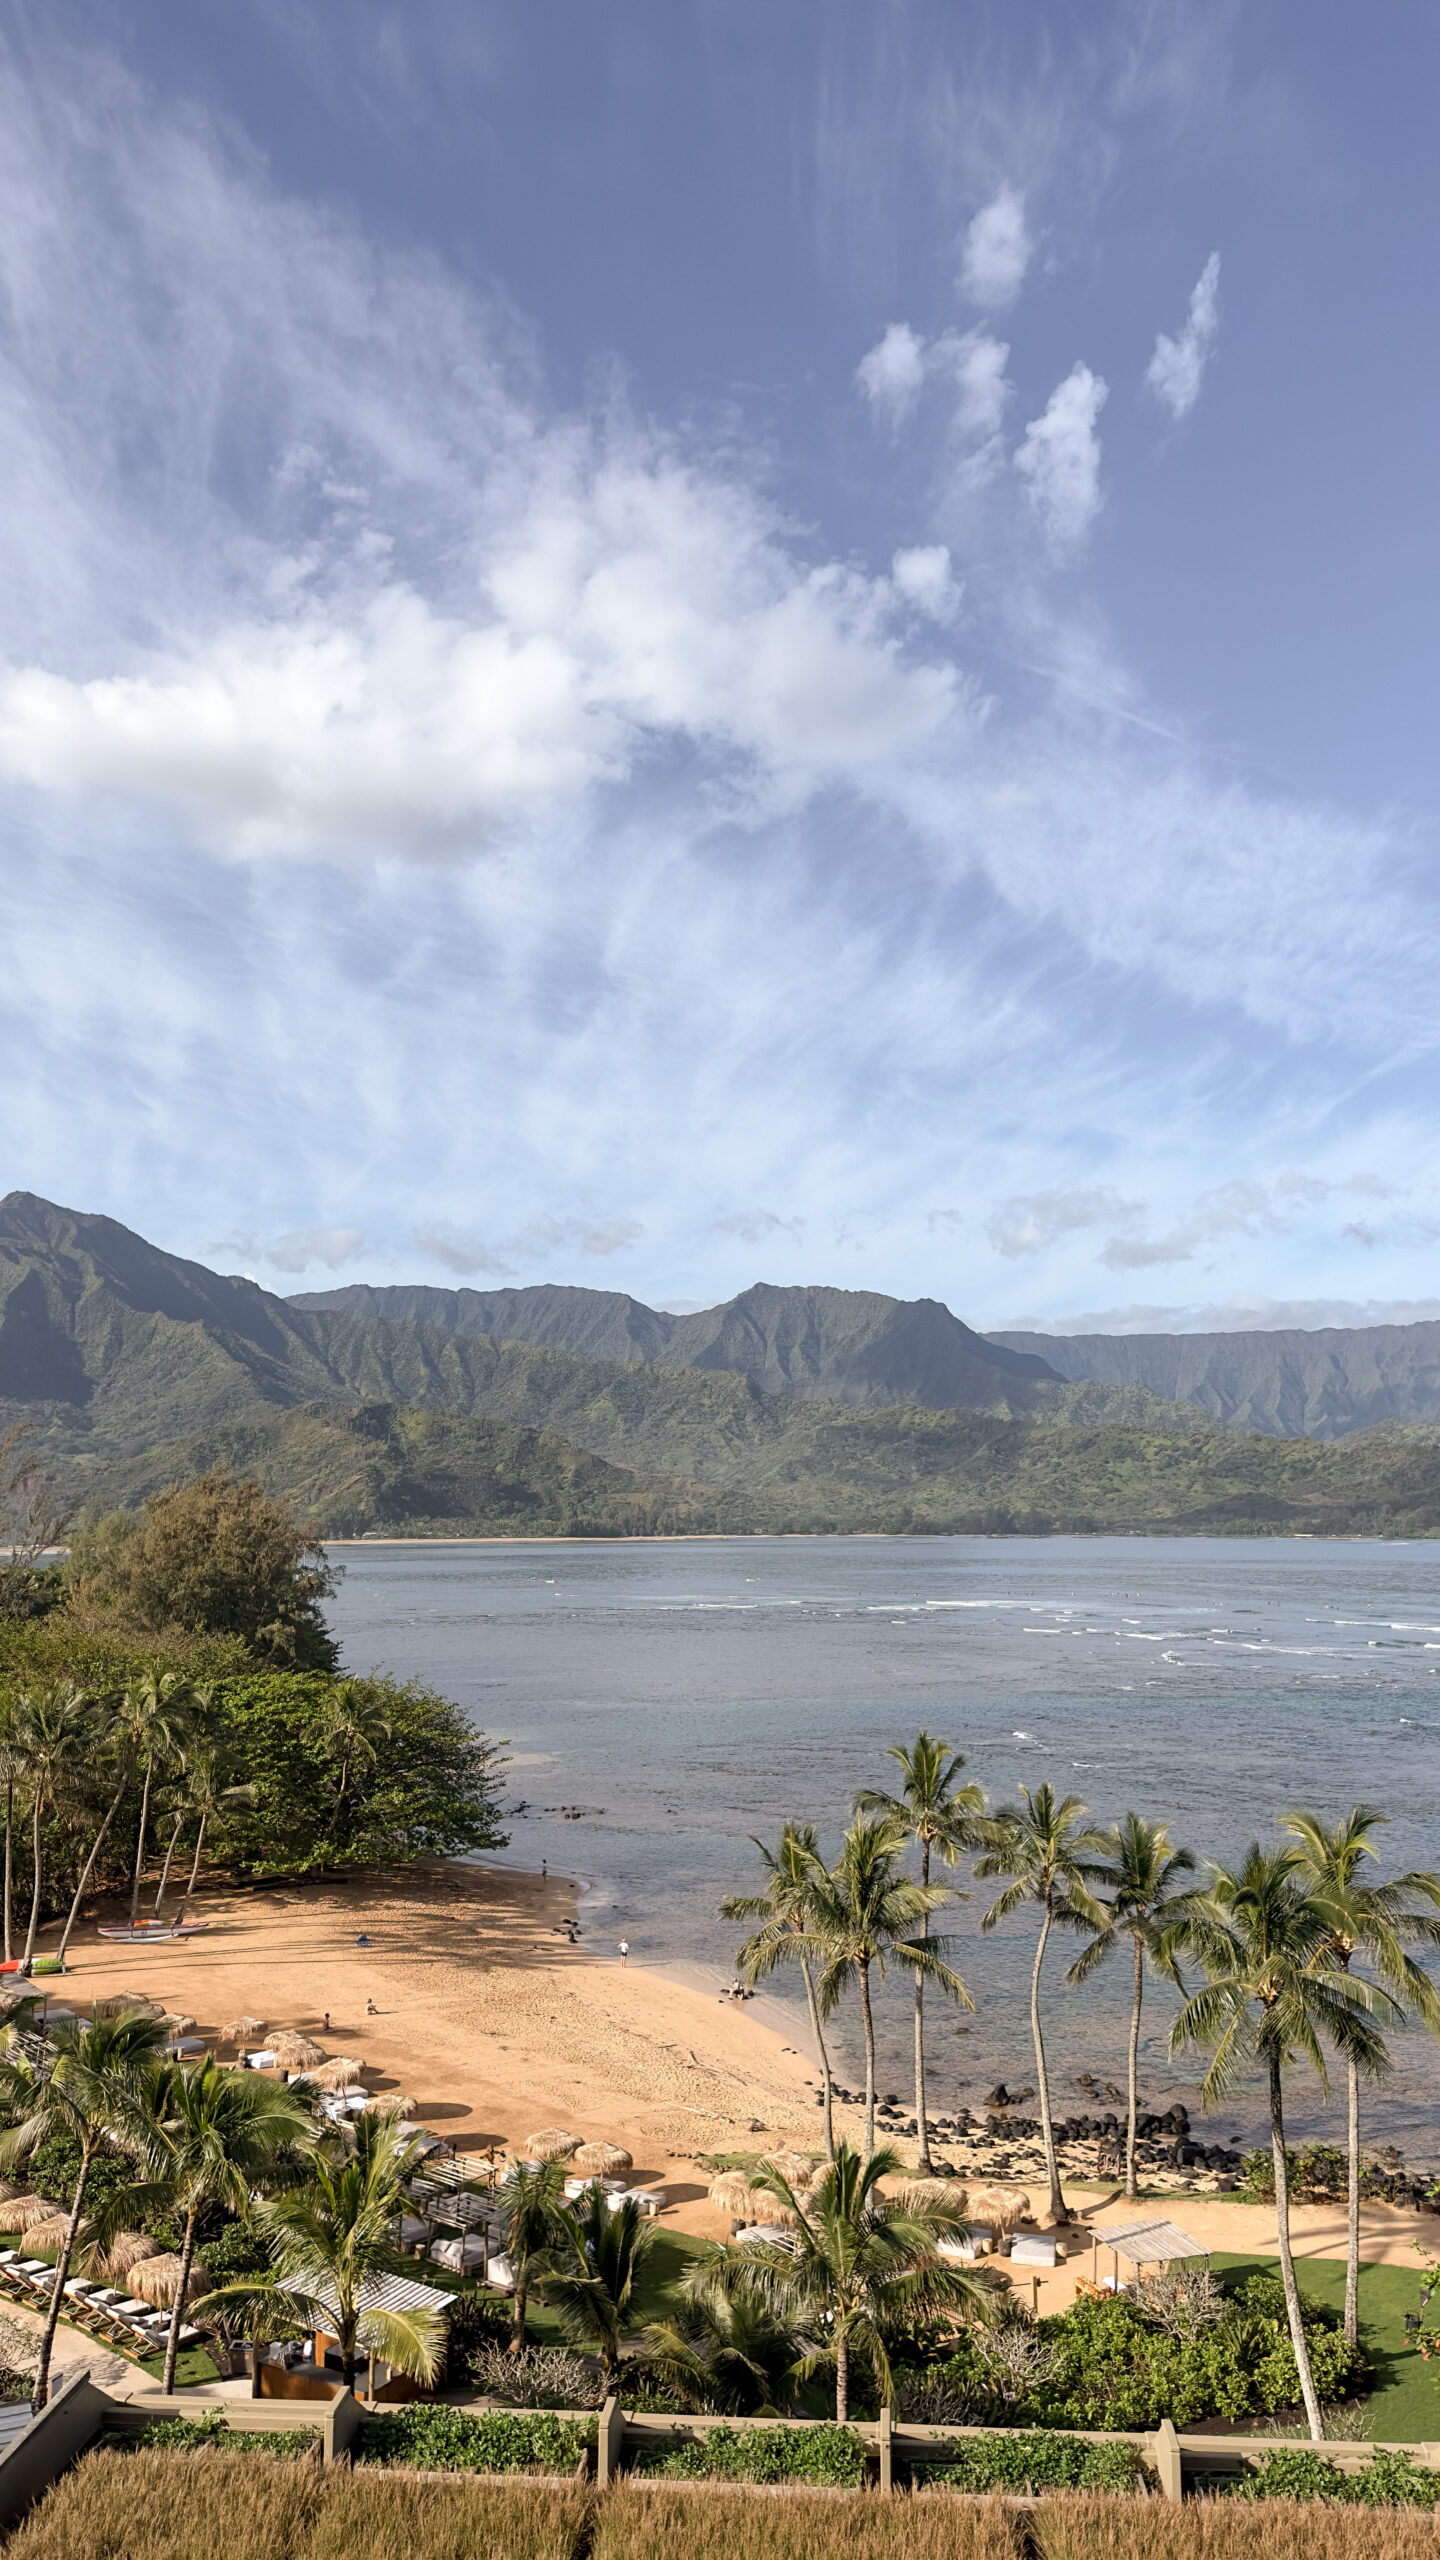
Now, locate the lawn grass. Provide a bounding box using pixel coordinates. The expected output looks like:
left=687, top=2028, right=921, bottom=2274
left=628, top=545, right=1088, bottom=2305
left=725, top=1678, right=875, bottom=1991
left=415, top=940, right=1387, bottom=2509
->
left=1210, top=2255, right=1438, bottom=2445
left=137, top=2343, right=222, bottom=2388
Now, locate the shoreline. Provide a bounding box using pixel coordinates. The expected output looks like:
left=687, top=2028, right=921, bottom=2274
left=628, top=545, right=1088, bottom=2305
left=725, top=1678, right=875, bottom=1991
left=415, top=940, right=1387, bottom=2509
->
left=321, top=1530, right=1433, bottom=1547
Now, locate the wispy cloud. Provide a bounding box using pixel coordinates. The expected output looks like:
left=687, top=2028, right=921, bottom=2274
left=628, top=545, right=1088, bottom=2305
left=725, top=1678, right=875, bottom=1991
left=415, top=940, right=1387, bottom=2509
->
left=1146, top=253, right=1221, bottom=422
left=987, top=1187, right=1142, bottom=1259
left=219, top=1225, right=367, bottom=1274
left=713, top=1209, right=805, bottom=1243
left=414, top=1214, right=644, bottom=1278
left=1014, top=364, right=1108, bottom=556
left=957, top=187, right=1032, bottom=310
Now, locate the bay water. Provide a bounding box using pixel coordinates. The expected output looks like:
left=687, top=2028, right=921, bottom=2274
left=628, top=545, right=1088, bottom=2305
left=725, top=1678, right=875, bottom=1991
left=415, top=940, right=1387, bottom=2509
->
left=326, top=1534, right=1440, bottom=2163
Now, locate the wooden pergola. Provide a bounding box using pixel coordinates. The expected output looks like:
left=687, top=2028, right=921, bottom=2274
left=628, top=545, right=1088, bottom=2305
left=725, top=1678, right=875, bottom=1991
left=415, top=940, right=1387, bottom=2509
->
left=1089, top=2215, right=1208, bottom=2293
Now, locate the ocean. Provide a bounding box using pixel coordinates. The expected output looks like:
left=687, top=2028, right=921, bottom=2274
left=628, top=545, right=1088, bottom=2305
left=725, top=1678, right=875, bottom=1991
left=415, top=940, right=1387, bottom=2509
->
left=325, top=1534, right=1440, bottom=2162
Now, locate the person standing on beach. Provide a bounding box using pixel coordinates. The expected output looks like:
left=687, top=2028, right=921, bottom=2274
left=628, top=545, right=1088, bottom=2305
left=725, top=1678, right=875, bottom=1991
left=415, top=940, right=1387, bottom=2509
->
left=618, top=1938, right=629, bottom=1966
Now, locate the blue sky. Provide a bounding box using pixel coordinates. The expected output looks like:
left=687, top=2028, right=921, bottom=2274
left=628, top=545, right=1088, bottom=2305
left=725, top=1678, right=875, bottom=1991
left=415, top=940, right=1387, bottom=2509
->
left=3, top=0, right=1439, bottom=1332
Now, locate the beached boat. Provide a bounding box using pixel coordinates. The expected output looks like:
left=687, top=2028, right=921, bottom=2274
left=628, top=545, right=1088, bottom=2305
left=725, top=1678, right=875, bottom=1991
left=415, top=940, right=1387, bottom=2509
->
left=95, top=1921, right=210, bottom=1943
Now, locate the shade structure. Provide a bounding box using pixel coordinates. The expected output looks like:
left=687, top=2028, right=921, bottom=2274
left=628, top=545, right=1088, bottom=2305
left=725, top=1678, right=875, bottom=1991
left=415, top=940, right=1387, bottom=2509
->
left=966, top=2184, right=1031, bottom=2233
left=9, top=2194, right=65, bottom=2232
left=160, top=2013, right=198, bottom=2035
left=24, top=2214, right=86, bottom=2255
left=92, top=1993, right=164, bottom=2020
left=572, top=2142, right=632, bottom=2176
left=0, top=2180, right=21, bottom=2206
left=310, top=2056, right=368, bottom=2092
left=129, top=2250, right=210, bottom=2310
left=222, top=2016, right=266, bottom=2042
left=98, top=2230, right=163, bottom=2280
left=271, top=2032, right=328, bottom=2068
left=708, top=2168, right=798, bottom=2226
left=366, top=2090, right=418, bottom=2117
left=899, top=2179, right=968, bottom=2215
left=523, top=2128, right=582, bottom=2161
left=758, top=2151, right=815, bottom=2189
left=1094, top=2216, right=1208, bottom=2266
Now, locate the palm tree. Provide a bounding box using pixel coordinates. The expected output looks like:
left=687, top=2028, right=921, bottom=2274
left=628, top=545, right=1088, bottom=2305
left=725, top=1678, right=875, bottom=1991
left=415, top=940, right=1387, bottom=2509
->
left=540, top=2185, right=657, bottom=2376
left=976, top=1784, right=1109, bottom=2224
left=189, top=2272, right=311, bottom=2395
left=1170, top=1843, right=1392, bottom=2440
left=245, top=2112, right=445, bottom=2393
left=318, top=1682, right=393, bottom=1855
left=0, top=1700, right=24, bottom=1967
left=856, top=1733, right=986, bottom=2172
left=739, top=2142, right=988, bottom=2421
left=1065, top=1813, right=1197, bottom=2199
left=1280, top=1807, right=1440, bottom=2349
left=12, top=1684, right=93, bottom=1973
left=54, top=1693, right=135, bottom=1968
left=643, top=2257, right=805, bottom=2414
left=0, top=2007, right=170, bottom=2407
left=160, top=1731, right=256, bottom=1923
left=133, top=2056, right=313, bottom=2392
left=811, top=1817, right=971, bottom=2160
left=722, top=1825, right=841, bottom=2158
left=494, top=2155, right=572, bottom=2353
left=115, top=1671, right=197, bottom=1928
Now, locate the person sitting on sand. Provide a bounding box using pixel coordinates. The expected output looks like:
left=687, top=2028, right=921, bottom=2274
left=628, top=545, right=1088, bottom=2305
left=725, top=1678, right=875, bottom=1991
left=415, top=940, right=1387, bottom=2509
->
left=365, top=1997, right=378, bottom=2015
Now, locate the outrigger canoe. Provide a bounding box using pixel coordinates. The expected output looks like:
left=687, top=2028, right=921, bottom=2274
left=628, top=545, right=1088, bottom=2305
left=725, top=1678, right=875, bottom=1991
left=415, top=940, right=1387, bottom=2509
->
left=95, top=1921, right=210, bottom=1942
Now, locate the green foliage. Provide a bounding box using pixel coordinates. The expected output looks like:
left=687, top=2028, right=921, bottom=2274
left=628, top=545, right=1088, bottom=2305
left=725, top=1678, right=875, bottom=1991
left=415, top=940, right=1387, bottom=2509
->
left=359, top=2403, right=593, bottom=2474
left=1019, top=2281, right=1366, bottom=2434
left=0, top=1566, right=67, bottom=1626
left=644, top=2423, right=865, bottom=2485
left=109, top=2411, right=317, bottom=2458
left=927, top=2429, right=1150, bottom=2493
left=197, top=2217, right=276, bottom=2285
left=71, top=1474, right=338, bottom=1669
left=208, top=1671, right=507, bottom=1872
left=1228, top=2447, right=1440, bottom=2506
left=1242, top=2144, right=1350, bottom=2202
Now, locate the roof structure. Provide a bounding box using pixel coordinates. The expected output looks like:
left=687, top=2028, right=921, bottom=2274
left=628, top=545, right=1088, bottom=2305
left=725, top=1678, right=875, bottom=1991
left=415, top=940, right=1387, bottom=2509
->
left=1093, top=2217, right=1208, bottom=2263
left=306, top=2270, right=454, bottom=2328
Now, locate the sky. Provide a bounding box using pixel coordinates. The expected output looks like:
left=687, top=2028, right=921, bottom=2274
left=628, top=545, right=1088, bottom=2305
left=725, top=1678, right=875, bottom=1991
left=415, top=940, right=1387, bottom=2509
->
left=2, top=0, right=1440, bottom=1335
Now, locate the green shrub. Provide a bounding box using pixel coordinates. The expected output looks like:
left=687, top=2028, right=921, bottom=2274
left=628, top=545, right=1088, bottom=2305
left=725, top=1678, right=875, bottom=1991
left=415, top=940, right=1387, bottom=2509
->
left=645, top=2424, right=865, bottom=2486
left=926, top=2430, right=1149, bottom=2493
left=1226, top=2446, right=1440, bottom=2507
left=359, top=2403, right=593, bottom=2474
left=106, top=2412, right=317, bottom=2459
left=1020, top=2274, right=1365, bottom=2432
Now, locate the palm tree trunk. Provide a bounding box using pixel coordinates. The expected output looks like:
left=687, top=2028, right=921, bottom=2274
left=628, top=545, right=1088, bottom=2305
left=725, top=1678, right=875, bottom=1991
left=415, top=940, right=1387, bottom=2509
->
left=3, top=1778, right=12, bottom=1964
left=31, top=2142, right=94, bottom=2410
left=1125, top=1935, right=1143, bottom=2201
left=20, top=1785, right=45, bottom=1972
left=799, top=1954, right=835, bottom=2161
left=1344, top=2052, right=1360, bottom=2352
left=56, top=1777, right=129, bottom=1964
left=835, top=2323, right=848, bottom=2423
left=129, top=1756, right=153, bottom=1927
left=341, top=2317, right=358, bottom=2393
left=154, top=1810, right=185, bottom=1916
left=1030, top=1902, right=1063, bottom=2223
left=1269, top=2051, right=1323, bottom=2441
left=251, top=2335, right=265, bottom=2396
left=176, top=1812, right=209, bottom=1925
left=163, top=2208, right=199, bottom=2394
left=511, top=2278, right=528, bottom=2354
left=859, top=1958, right=878, bottom=2161
left=915, top=1836, right=931, bottom=2172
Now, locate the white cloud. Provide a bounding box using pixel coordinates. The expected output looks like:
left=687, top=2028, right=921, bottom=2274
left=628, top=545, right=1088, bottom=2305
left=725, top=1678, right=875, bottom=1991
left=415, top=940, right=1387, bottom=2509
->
left=937, top=329, right=1013, bottom=438
left=958, top=187, right=1032, bottom=310
left=1145, top=253, right=1221, bottom=422
left=263, top=1225, right=366, bottom=1273
left=1014, top=364, right=1108, bottom=556
left=987, top=1186, right=1142, bottom=1259
left=891, top=545, right=961, bottom=623
left=856, top=321, right=928, bottom=428
left=713, top=1209, right=805, bottom=1242
left=413, top=1212, right=643, bottom=1278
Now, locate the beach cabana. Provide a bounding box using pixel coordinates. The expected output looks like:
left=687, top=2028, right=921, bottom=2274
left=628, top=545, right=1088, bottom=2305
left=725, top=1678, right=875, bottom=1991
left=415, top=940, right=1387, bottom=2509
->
left=1090, top=2216, right=1208, bottom=2293
left=305, top=2267, right=453, bottom=2399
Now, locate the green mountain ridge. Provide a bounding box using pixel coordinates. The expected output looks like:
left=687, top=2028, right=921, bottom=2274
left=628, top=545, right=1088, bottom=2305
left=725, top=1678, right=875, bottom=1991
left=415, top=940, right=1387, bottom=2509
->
left=988, top=1323, right=1440, bottom=1440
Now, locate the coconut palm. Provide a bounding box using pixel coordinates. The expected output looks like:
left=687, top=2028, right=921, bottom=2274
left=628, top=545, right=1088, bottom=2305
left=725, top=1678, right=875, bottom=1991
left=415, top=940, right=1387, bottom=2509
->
left=722, top=1824, right=841, bottom=2159
left=115, top=1670, right=197, bottom=1928
left=494, top=2154, right=573, bottom=2353
left=856, top=1733, right=986, bottom=2171
left=810, top=1817, right=971, bottom=2159
left=53, top=1692, right=137, bottom=1967
left=738, top=2141, right=987, bottom=2421
left=539, top=2185, right=657, bottom=2376
left=12, top=1683, right=94, bottom=1973
left=242, top=2111, right=445, bottom=2392
left=1065, top=1813, right=1198, bottom=2199
left=132, top=2056, right=313, bottom=2391
left=318, top=1682, right=393, bottom=1854
left=1279, top=1806, right=1440, bottom=2348
left=976, top=1785, right=1109, bottom=2223
left=1170, top=1843, right=1393, bottom=2440
left=158, top=1729, right=256, bottom=1923
left=643, top=2257, right=806, bottom=2414
left=189, top=2272, right=311, bottom=2396
left=0, top=1699, right=23, bottom=1967
left=0, top=2007, right=170, bottom=2407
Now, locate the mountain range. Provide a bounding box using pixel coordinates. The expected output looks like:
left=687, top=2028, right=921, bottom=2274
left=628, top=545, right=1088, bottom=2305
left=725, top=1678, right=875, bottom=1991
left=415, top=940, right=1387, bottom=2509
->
left=4, top=1189, right=1440, bottom=1536
left=988, top=1325, right=1440, bottom=1440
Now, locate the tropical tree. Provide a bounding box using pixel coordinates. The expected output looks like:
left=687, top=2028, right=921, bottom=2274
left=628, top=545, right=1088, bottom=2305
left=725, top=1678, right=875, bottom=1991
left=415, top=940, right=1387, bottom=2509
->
left=158, top=1729, right=257, bottom=1923
left=242, top=2111, right=445, bottom=2392
left=738, top=2142, right=988, bottom=2421
left=1065, top=1813, right=1197, bottom=2198
left=115, top=1670, right=197, bottom=1928
left=811, top=1817, right=971, bottom=2159
left=189, top=2271, right=311, bottom=2395
left=643, top=2257, right=805, bottom=2413
left=722, top=1824, right=840, bottom=2159
left=494, top=2155, right=572, bottom=2353
left=318, top=1682, right=394, bottom=1854
left=54, top=1692, right=134, bottom=1967
left=1170, top=1843, right=1393, bottom=2440
left=1279, top=1806, right=1440, bottom=2347
left=0, top=2007, right=170, bottom=2407
left=12, top=1684, right=94, bottom=1972
left=0, top=1699, right=23, bottom=1967
left=540, top=2185, right=657, bottom=2376
left=856, top=1733, right=986, bottom=2171
left=132, top=2056, right=313, bottom=2392
left=976, top=1784, right=1110, bottom=2223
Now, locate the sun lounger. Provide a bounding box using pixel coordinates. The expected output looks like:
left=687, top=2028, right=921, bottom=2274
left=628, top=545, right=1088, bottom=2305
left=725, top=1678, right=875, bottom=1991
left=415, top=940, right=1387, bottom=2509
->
left=1010, top=2234, right=1058, bottom=2267
left=735, top=2224, right=798, bottom=2252
left=625, top=2190, right=664, bottom=2217
left=482, top=2251, right=515, bottom=2291
left=937, top=2230, right=991, bottom=2261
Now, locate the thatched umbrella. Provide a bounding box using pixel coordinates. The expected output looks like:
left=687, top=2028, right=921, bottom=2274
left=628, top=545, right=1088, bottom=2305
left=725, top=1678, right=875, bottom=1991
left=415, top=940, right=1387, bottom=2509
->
left=93, top=1994, right=164, bottom=2020
left=311, top=2057, right=368, bottom=2093
left=572, top=2142, right=632, bottom=2176
left=99, top=2231, right=164, bottom=2281
left=967, top=2184, right=1031, bottom=2234
left=222, top=2017, right=266, bottom=2043
left=759, top=2151, right=816, bottom=2189
left=707, top=2169, right=798, bottom=2226
left=161, top=2013, right=198, bottom=2036
left=271, top=2032, right=328, bottom=2069
left=899, top=2179, right=968, bottom=2215
left=0, top=2180, right=20, bottom=2207
left=25, top=2214, right=86, bottom=2256
left=366, top=2090, right=418, bottom=2118
left=10, top=2194, right=65, bottom=2232
left=129, top=2251, right=210, bottom=2311
left=524, top=2128, right=582, bottom=2161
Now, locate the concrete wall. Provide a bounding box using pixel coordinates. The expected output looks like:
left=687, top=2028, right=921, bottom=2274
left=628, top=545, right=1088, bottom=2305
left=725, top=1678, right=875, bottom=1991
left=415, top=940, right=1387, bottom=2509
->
left=0, top=2371, right=108, bottom=2530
